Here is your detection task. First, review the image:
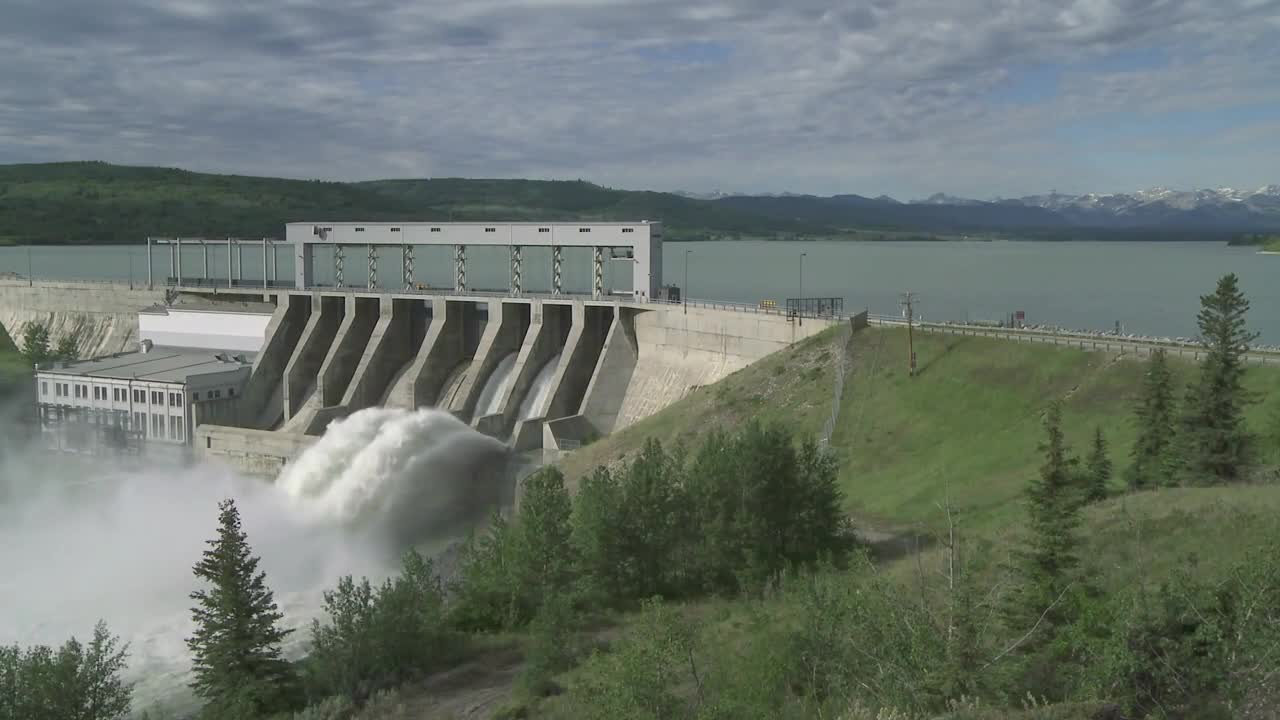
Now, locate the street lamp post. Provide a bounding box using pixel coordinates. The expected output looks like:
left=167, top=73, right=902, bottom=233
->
left=684, top=249, right=691, bottom=314
left=798, top=252, right=806, bottom=326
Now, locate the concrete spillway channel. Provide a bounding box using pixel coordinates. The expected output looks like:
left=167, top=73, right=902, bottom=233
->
left=384, top=298, right=488, bottom=411
left=281, top=295, right=345, bottom=432
left=467, top=302, right=615, bottom=451
left=448, top=300, right=530, bottom=424
left=238, top=294, right=310, bottom=430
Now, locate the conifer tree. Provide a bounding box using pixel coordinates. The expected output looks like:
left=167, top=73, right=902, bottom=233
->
left=1005, top=402, right=1080, bottom=641
left=1182, top=273, right=1258, bottom=484
left=187, top=499, right=297, bottom=718
left=1084, top=426, right=1112, bottom=503
left=19, top=323, right=50, bottom=366
left=1127, top=349, right=1178, bottom=490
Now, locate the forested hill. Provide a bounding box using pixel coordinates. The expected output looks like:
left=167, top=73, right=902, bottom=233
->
left=0, top=162, right=824, bottom=244
left=0, top=161, right=1257, bottom=244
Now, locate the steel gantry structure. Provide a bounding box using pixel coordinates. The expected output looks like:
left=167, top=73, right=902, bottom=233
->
left=286, top=221, right=663, bottom=300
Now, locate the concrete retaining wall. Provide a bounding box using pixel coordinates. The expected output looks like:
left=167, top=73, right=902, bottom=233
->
left=615, top=305, right=834, bottom=429
left=0, top=280, right=166, bottom=359
left=195, top=424, right=317, bottom=478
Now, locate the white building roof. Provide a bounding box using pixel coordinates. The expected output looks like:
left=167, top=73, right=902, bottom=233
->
left=38, top=346, right=255, bottom=384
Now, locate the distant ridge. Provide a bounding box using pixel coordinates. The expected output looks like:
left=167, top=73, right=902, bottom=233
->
left=0, top=161, right=1275, bottom=245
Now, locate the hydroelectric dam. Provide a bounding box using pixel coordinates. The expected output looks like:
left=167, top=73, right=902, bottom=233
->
left=1, top=221, right=843, bottom=475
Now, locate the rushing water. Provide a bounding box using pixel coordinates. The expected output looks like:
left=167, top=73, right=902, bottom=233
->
left=0, top=407, right=510, bottom=716
left=1, top=240, right=1276, bottom=342
left=474, top=352, right=518, bottom=418
left=519, top=351, right=562, bottom=421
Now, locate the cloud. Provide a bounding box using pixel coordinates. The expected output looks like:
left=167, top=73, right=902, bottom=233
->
left=0, top=0, right=1277, bottom=198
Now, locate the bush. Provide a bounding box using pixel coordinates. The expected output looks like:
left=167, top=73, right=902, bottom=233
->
left=450, top=468, right=575, bottom=632
left=306, top=550, right=457, bottom=703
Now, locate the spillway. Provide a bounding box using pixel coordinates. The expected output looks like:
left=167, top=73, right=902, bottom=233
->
left=518, top=351, right=562, bottom=421
left=474, top=352, right=518, bottom=419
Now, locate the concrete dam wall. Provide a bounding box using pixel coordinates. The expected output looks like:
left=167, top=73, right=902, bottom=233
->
left=0, top=281, right=835, bottom=474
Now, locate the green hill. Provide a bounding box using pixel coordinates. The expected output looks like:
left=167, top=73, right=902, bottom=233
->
left=561, top=326, right=1280, bottom=564
left=0, top=162, right=825, bottom=245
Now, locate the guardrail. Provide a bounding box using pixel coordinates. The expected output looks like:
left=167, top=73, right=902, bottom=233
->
left=866, top=315, right=1280, bottom=366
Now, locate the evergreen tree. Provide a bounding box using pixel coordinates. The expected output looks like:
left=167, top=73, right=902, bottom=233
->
left=1084, top=426, right=1112, bottom=503
left=1127, top=349, right=1178, bottom=490
left=1005, top=403, right=1081, bottom=641
left=19, top=323, right=50, bottom=367
left=1182, top=273, right=1259, bottom=484
left=52, top=332, right=79, bottom=361
left=187, top=499, right=298, bottom=718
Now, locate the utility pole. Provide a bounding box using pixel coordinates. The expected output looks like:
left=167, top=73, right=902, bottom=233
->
left=684, top=249, right=691, bottom=314
left=798, top=252, right=806, bottom=326
left=901, top=291, right=918, bottom=376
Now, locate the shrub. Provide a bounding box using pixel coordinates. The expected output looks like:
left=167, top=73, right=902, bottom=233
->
left=306, top=550, right=457, bottom=703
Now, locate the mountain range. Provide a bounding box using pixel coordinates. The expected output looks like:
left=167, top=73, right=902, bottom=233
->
left=683, top=184, right=1280, bottom=233
left=1, top=162, right=1276, bottom=245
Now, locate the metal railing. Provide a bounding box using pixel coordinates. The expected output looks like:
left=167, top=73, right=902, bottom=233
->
left=866, top=315, right=1280, bottom=366
left=820, top=319, right=854, bottom=445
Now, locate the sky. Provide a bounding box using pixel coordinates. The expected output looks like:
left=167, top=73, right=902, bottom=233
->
left=1, top=0, right=1279, bottom=199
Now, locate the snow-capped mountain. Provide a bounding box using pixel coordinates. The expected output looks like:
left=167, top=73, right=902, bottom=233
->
left=1003, top=184, right=1280, bottom=229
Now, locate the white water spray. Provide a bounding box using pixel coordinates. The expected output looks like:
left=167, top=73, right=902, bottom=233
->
left=0, top=407, right=511, bottom=716
left=519, top=352, right=562, bottom=421
left=475, top=352, right=518, bottom=417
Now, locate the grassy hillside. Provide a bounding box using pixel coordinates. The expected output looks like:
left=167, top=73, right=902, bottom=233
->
left=563, top=326, right=1280, bottom=554
left=0, top=324, right=26, bottom=398
left=0, top=162, right=823, bottom=244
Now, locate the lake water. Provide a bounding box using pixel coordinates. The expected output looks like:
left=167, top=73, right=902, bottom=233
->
left=1, top=241, right=1276, bottom=343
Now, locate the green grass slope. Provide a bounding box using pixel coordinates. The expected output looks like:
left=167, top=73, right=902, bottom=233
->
left=0, top=162, right=823, bottom=244
left=562, top=327, right=1280, bottom=563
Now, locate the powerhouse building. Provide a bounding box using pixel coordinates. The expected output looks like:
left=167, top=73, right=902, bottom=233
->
left=33, top=304, right=272, bottom=452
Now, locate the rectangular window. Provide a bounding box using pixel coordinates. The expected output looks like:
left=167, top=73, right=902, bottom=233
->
left=134, top=389, right=145, bottom=403
left=484, top=227, right=496, bottom=233
left=192, top=392, right=200, bottom=402
left=41, top=381, right=48, bottom=395
left=621, top=228, right=634, bottom=233
left=151, top=391, right=163, bottom=405
left=170, top=392, right=183, bottom=408
left=354, top=227, right=365, bottom=233
left=229, top=388, right=236, bottom=397
left=81, top=385, right=88, bottom=398
left=213, top=389, right=222, bottom=399
left=430, top=227, right=441, bottom=232
left=538, top=227, right=550, bottom=233
left=389, top=227, right=401, bottom=233
left=578, top=227, right=591, bottom=233
left=175, top=417, right=184, bottom=440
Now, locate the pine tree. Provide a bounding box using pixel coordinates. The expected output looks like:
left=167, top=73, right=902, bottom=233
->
left=1005, top=402, right=1080, bottom=640
left=19, top=323, right=50, bottom=367
left=1127, top=349, right=1178, bottom=490
left=1182, top=273, right=1259, bottom=484
left=187, top=499, right=297, bottom=718
left=1084, top=426, right=1112, bottom=503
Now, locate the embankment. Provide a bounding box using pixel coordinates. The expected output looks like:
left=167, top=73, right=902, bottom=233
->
left=0, top=280, right=167, bottom=358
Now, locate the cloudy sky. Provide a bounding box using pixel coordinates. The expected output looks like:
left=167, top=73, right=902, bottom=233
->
left=2, top=0, right=1279, bottom=198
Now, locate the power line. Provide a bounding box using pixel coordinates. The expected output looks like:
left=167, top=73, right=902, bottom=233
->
left=901, top=291, right=918, bottom=377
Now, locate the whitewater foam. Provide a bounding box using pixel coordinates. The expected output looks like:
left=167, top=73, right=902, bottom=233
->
left=0, top=406, right=513, bottom=715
